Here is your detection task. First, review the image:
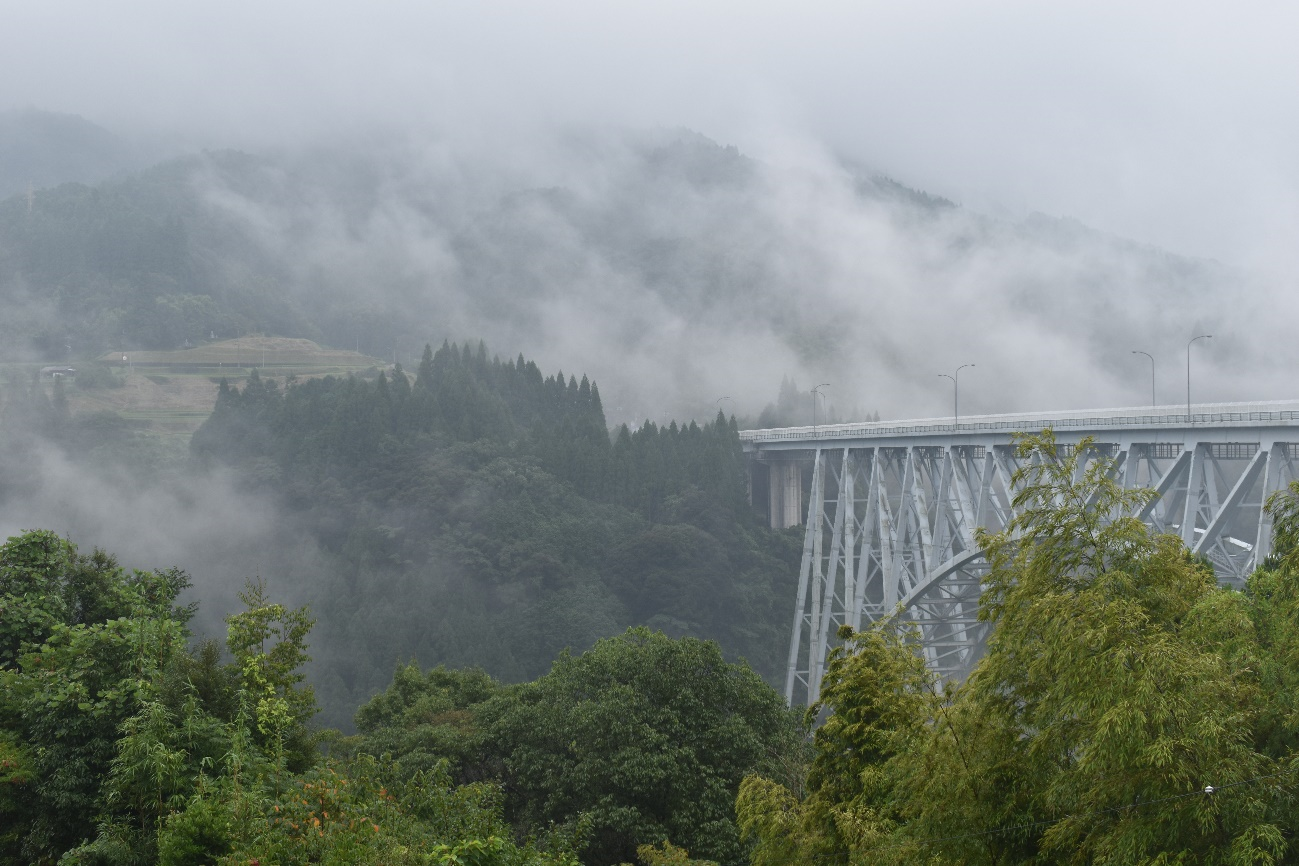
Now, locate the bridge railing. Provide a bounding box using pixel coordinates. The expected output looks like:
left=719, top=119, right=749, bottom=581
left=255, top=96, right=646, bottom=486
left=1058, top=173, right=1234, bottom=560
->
left=742, top=408, right=1299, bottom=444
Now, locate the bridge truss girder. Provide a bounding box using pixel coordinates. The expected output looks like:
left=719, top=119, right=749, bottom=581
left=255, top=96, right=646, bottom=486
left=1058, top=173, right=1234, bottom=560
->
left=784, top=439, right=1299, bottom=706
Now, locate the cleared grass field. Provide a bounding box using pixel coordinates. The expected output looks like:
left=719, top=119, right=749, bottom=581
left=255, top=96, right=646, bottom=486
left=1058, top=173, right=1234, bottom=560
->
left=97, top=336, right=382, bottom=370
left=28, top=337, right=389, bottom=438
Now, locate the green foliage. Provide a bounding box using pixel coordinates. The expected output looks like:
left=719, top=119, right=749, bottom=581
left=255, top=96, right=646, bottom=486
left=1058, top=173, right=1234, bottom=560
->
left=224, top=579, right=317, bottom=770
left=156, top=755, right=571, bottom=866
left=633, top=840, right=719, bottom=866
left=0, top=531, right=197, bottom=864
left=156, top=785, right=232, bottom=866
left=341, top=632, right=806, bottom=866
left=0, top=529, right=162, bottom=666
left=736, top=621, right=933, bottom=865
left=427, top=836, right=579, bottom=866
left=0, top=528, right=577, bottom=866
left=349, top=663, right=501, bottom=782
left=1247, top=480, right=1299, bottom=760
left=485, top=628, right=800, bottom=866
left=900, top=433, right=1280, bottom=865
left=0, top=731, right=33, bottom=859
left=0, top=158, right=283, bottom=355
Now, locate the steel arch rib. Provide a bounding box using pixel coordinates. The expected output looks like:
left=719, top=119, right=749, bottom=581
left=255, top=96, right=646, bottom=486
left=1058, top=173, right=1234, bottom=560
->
left=896, top=548, right=986, bottom=612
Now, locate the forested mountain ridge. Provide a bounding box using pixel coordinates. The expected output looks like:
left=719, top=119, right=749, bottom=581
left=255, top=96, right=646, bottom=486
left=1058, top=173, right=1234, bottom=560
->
left=189, top=341, right=800, bottom=729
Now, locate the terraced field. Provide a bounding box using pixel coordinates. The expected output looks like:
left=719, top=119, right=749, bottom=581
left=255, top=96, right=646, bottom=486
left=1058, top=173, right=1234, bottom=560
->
left=37, top=337, right=386, bottom=439
left=96, top=336, right=382, bottom=375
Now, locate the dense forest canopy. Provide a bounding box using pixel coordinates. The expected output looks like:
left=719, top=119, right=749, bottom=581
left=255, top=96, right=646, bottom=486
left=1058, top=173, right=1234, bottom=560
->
left=186, top=341, right=798, bottom=728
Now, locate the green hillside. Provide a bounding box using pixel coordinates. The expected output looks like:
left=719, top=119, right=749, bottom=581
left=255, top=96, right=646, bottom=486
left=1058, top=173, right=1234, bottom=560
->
left=190, top=341, right=801, bottom=728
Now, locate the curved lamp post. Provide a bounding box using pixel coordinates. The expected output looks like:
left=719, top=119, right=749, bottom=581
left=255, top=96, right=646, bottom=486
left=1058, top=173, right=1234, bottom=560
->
left=1187, top=335, right=1212, bottom=422
left=1132, top=350, right=1156, bottom=408
left=938, top=364, right=974, bottom=429
left=811, top=384, right=830, bottom=434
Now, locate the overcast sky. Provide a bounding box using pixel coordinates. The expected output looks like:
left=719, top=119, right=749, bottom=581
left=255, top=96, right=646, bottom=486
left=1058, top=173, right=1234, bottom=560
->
left=5, top=1, right=1298, bottom=270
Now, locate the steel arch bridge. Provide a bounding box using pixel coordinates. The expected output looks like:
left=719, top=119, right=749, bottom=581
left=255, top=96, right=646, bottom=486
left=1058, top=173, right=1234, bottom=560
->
left=741, top=401, right=1299, bottom=706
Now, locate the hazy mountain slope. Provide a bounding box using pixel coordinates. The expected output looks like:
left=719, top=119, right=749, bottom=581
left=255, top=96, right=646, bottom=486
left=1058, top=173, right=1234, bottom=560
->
left=1, top=127, right=1275, bottom=422
left=0, top=108, right=138, bottom=198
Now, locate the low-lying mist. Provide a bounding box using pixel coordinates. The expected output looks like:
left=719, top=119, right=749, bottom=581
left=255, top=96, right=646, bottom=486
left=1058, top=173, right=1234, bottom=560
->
left=183, top=129, right=1296, bottom=421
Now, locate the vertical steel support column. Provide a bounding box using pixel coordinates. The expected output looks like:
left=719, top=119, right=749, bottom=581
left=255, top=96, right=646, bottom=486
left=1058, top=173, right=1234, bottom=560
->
left=950, top=450, right=976, bottom=546
left=784, top=451, right=824, bottom=703
left=932, top=451, right=954, bottom=563
left=1182, top=443, right=1205, bottom=547
left=973, top=451, right=997, bottom=530
left=879, top=453, right=899, bottom=610
left=909, top=451, right=933, bottom=584
left=1255, top=443, right=1284, bottom=564
left=805, top=450, right=829, bottom=704
left=810, top=450, right=850, bottom=700
left=852, top=448, right=881, bottom=630
left=841, top=448, right=857, bottom=635
left=891, top=449, right=917, bottom=597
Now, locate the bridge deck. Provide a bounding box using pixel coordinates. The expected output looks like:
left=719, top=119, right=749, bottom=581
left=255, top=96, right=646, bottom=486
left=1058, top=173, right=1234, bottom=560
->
left=742, top=400, right=1299, bottom=449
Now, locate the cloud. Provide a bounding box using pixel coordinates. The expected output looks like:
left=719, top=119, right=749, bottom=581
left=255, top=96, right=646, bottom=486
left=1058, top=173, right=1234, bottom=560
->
left=155, top=127, right=1287, bottom=424
left=4, top=2, right=1299, bottom=267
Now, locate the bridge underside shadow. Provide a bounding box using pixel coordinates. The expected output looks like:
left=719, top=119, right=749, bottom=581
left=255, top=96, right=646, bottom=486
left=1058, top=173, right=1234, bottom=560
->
left=744, top=407, right=1299, bottom=705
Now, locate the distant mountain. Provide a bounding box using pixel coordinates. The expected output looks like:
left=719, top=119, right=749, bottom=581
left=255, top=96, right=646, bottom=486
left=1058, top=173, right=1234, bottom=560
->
left=0, top=108, right=140, bottom=198
left=0, top=127, right=1270, bottom=419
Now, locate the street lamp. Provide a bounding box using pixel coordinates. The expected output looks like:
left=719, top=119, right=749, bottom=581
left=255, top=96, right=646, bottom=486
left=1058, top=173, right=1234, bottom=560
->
left=1132, top=350, right=1156, bottom=408
left=715, top=396, right=734, bottom=421
left=938, top=365, right=974, bottom=428
left=811, top=384, right=830, bottom=434
left=1187, top=335, right=1212, bottom=422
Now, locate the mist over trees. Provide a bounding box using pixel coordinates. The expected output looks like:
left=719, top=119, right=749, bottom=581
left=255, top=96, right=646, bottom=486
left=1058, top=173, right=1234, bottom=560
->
left=188, top=341, right=797, bottom=728
left=0, top=117, right=1268, bottom=422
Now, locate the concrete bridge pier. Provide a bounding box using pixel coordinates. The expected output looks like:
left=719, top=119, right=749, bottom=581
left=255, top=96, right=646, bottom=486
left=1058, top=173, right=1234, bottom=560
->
left=768, top=460, right=805, bottom=530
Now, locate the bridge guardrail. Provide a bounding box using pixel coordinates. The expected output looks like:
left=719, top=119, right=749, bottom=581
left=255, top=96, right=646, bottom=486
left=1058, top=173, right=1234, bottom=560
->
left=741, top=409, right=1299, bottom=444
